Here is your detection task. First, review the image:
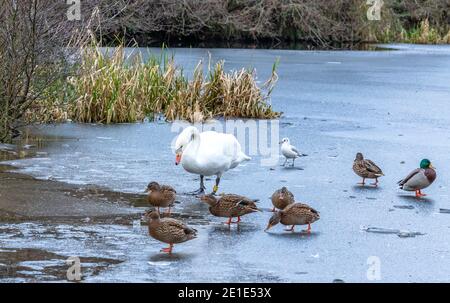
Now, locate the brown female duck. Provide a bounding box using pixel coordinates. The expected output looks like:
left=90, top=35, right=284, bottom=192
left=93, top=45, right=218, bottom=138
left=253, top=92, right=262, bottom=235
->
left=271, top=187, right=294, bottom=211
left=144, top=210, right=197, bottom=254
left=201, top=193, right=260, bottom=225
left=145, top=181, right=176, bottom=214
left=265, top=202, right=320, bottom=233
left=352, top=152, right=384, bottom=186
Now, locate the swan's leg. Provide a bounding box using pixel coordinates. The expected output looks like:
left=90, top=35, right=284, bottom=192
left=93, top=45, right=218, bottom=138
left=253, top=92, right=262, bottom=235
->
left=187, top=175, right=206, bottom=195
left=212, top=176, right=220, bottom=194
left=200, top=175, right=206, bottom=192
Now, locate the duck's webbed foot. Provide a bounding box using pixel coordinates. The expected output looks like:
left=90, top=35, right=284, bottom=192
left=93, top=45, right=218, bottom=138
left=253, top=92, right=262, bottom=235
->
left=369, top=177, right=379, bottom=187
left=415, top=190, right=427, bottom=197
left=284, top=225, right=295, bottom=232
left=160, top=244, right=173, bottom=254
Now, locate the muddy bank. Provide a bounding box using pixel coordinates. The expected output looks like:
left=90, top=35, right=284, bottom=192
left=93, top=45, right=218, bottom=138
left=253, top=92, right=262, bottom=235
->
left=0, top=167, right=145, bottom=224
left=0, top=165, right=208, bottom=282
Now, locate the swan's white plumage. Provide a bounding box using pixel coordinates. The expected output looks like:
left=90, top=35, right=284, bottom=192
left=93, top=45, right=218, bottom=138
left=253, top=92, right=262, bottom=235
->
left=175, top=126, right=250, bottom=178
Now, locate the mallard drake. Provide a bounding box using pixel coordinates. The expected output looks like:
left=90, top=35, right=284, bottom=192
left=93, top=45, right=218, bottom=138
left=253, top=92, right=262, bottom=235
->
left=352, top=152, right=384, bottom=186
left=145, top=182, right=176, bottom=214
left=144, top=210, right=197, bottom=254
left=200, top=193, right=260, bottom=225
left=271, top=187, right=294, bottom=212
left=279, top=138, right=307, bottom=167
left=398, top=159, right=436, bottom=198
left=265, top=202, right=320, bottom=233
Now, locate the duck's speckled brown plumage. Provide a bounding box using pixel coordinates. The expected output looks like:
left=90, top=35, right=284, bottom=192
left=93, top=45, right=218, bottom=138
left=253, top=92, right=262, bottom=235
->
left=271, top=187, right=294, bottom=210
left=146, top=211, right=197, bottom=245
left=352, top=153, right=384, bottom=179
left=146, top=182, right=176, bottom=209
left=279, top=203, right=320, bottom=226
left=266, top=202, right=320, bottom=232
left=201, top=193, right=259, bottom=219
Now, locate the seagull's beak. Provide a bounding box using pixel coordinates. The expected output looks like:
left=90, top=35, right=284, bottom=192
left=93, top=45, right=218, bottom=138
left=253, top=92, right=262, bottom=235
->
left=278, top=141, right=283, bottom=145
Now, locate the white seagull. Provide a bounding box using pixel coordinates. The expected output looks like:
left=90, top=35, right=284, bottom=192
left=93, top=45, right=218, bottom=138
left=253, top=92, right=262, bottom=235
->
left=174, top=126, right=251, bottom=194
left=279, top=137, right=307, bottom=167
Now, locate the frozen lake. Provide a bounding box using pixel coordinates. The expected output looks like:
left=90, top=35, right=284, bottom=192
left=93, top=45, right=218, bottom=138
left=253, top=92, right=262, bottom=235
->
left=2, top=44, right=450, bottom=282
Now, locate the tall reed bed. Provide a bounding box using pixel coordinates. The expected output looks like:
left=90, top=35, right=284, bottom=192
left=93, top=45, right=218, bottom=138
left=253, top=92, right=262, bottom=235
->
left=399, top=19, right=450, bottom=44
left=31, top=43, right=280, bottom=123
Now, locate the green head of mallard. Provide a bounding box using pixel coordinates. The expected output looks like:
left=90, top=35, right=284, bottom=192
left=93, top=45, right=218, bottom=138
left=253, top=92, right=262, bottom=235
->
left=420, top=159, right=435, bottom=169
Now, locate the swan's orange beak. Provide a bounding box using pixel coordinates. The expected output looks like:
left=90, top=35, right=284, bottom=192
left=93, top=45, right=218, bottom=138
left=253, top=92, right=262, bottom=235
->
left=175, top=153, right=182, bottom=165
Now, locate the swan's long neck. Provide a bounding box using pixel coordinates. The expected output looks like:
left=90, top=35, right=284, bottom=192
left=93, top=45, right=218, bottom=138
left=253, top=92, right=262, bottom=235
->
left=182, top=131, right=201, bottom=166
left=186, top=132, right=200, bottom=153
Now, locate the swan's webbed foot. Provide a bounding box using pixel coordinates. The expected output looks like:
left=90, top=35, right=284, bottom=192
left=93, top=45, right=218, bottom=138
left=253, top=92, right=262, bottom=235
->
left=188, top=188, right=205, bottom=195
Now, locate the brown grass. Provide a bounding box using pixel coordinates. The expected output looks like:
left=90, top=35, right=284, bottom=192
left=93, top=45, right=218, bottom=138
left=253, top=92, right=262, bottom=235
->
left=28, top=42, right=279, bottom=124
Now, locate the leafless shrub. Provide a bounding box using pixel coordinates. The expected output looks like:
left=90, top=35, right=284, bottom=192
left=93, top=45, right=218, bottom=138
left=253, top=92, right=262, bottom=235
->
left=0, top=0, right=101, bottom=142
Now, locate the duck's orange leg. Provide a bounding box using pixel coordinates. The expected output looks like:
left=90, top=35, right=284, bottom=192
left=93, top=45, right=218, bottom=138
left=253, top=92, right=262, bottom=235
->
left=225, top=217, right=233, bottom=225
left=358, top=178, right=366, bottom=186
left=165, top=206, right=171, bottom=215
left=284, top=225, right=295, bottom=232
left=305, top=223, right=311, bottom=234
left=232, top=216, right=241, bottom=224
left=415, top=190, right=427, bottom=197
left=160, top=243, right=173, bottom=254
left=371, top=178, right=378, bottom=187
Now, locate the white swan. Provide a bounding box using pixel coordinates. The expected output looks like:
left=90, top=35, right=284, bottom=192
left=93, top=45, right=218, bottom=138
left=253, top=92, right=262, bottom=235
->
left=174, top=126, right=251, bottom=194
left=280, top=137, right=307, bottom=167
